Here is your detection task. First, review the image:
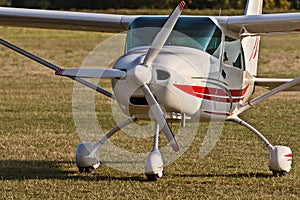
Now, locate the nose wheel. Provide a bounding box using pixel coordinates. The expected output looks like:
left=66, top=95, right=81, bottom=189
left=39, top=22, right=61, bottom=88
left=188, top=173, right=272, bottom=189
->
left=146, top=173, right=161, bottom=182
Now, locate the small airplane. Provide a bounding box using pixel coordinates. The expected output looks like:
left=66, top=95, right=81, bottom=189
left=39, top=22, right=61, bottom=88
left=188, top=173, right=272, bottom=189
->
left=0, top=0, right=300, bottom=181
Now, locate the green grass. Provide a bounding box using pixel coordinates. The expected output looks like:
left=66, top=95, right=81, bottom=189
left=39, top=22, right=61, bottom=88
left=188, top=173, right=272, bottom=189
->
left=0, top=26, right=300, bottom=199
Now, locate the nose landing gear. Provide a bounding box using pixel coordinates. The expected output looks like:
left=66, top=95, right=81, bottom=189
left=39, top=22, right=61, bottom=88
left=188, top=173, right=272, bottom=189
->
left=145, top=122, right=164, bottom=181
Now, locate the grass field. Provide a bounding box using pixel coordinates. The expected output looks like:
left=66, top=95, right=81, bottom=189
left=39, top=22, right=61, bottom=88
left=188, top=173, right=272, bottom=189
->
left=0, top=24, right=300, bottom=199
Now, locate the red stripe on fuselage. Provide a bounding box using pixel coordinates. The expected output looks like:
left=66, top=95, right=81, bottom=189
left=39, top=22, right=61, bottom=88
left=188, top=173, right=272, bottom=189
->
left=174, top=84, right=249, bottom=103
left=249, top=36, right=260, bottom=61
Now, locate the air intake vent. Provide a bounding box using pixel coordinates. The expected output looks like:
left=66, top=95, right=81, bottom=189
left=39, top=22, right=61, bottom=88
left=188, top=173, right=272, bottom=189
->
left=130, top=97, right=148, bottom=105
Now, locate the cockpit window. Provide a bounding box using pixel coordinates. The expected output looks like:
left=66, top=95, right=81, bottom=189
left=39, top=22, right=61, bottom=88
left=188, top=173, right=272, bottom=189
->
left=126, top=17, right=222, bottom=57
left=223, top=36, right=244, bottom=69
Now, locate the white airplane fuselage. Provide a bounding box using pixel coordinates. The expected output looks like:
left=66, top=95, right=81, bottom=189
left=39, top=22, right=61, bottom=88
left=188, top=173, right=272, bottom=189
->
left=112, top=46, right=254, bottom=121
left=111, top=16, right=257, bottom=121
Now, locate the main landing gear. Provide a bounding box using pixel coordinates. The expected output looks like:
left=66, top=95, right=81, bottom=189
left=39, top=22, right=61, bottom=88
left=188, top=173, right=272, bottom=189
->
left=228, top=115, right=293, bottom=176
left=75, top=117, right=166, bottom=181
left=75, top=117, right=136, bottom=173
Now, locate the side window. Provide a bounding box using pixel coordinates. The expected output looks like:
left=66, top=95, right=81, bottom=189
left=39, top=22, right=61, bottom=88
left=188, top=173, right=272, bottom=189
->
left=223, top=37, right=243, bottom=69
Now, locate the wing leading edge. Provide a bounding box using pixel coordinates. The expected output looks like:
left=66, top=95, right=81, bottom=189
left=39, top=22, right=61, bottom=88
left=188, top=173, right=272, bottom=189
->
left=217, top=13, right=300, bottom=35
left=1, top=7, right=300, bottom=35
left=0, top=7, right=139, bottom=32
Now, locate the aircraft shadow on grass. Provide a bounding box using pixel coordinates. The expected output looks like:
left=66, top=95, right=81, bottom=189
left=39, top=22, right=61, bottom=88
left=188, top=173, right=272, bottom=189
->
left=175, top=172, right=273, bottom=179
left=0, top=160, right=147, bottom=182
left=0, top=159, right=273, bottom=181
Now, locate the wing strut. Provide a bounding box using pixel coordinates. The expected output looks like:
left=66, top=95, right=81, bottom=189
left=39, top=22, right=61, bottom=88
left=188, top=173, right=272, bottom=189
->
left=0, top=38, right=114, bottom=99
left=236, top=75, right=300, bottom=115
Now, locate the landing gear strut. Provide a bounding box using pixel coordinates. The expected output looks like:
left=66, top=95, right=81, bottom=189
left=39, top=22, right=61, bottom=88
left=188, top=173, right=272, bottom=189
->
left=75, top=117, right=136, bottom=173
left=228, top=115, right=292, bottom=176
left=145, top=122, right=164, bottom=181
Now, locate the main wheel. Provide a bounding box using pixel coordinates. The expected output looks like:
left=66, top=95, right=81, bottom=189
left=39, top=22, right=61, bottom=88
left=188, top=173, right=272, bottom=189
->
left=78, top=166, right=95, bottom=173
left=272, top=170, right=288, bottom=177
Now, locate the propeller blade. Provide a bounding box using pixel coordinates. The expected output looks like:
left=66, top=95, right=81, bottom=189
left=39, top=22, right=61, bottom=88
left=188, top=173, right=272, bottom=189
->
left=143, top=0, right=186, bottom=66
left=55, top=68, right=126, bottom=78
left=142, top=84, right=179, bottom=152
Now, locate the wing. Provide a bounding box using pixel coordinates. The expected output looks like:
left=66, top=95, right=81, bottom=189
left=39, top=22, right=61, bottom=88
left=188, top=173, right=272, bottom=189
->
left=0, top=7, right=139, bottom=32
left=3, top=7, right=299, bottom=35
left=255, top=78, right=300, bottom=91
left=217, top=13, right=300, bottom=35
left=216, top=13, right=300, bottom=92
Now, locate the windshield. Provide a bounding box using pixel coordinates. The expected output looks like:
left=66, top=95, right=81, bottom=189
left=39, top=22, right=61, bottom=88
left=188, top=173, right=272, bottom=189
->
left=126, top=17, right=222, bottom=57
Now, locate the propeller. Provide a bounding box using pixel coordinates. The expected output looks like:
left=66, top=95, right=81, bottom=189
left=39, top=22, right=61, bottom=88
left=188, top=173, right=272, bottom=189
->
left=136, top=0, right=186, bottom=152
left=71, top=1, right=186, bottom=153
left=142, top=84, right=179, bottom=152
left=55, top=68, right=126, bottom=78
left=143, top=0, right=186, bottom=67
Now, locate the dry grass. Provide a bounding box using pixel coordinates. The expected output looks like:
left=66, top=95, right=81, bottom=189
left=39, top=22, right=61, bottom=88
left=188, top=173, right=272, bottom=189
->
left=0, top=26, right=300, bottom=199
left=259, top=34, right=300, bottom=78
